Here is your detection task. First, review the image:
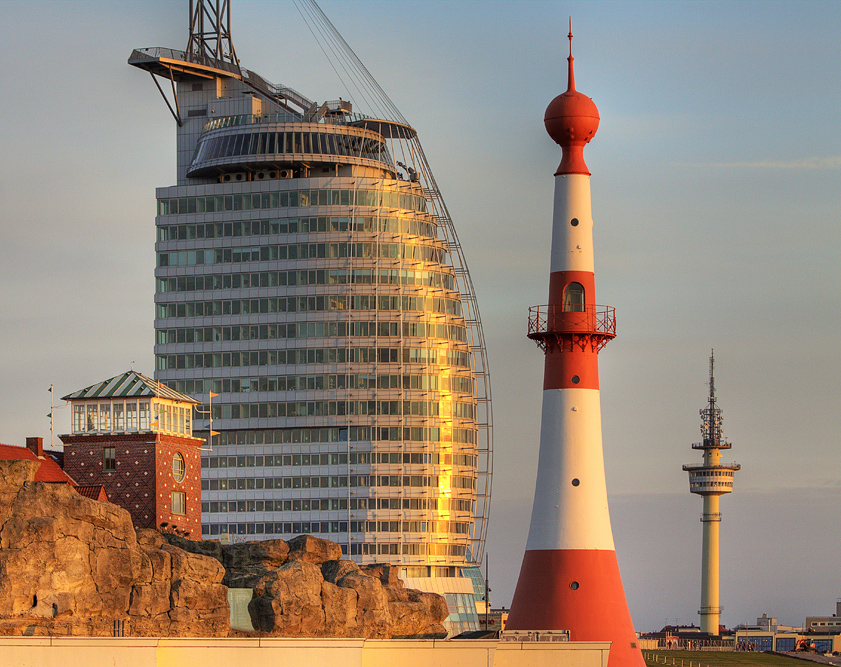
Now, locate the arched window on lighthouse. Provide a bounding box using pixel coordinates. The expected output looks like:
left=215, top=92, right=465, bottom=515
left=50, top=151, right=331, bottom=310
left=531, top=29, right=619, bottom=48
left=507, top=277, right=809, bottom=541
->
left=563, top=282, right=585, bottom=312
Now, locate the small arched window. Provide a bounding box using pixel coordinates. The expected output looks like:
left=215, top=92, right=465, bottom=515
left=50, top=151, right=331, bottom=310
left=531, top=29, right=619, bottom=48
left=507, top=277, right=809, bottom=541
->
left=563, top=282, right=585, bottom=312
left=172, top=452, right=186, bottom=483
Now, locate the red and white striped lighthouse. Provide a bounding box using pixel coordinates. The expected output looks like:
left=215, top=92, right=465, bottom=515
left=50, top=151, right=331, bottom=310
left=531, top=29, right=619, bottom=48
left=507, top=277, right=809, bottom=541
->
left=506, top=29, right=644, bottom=667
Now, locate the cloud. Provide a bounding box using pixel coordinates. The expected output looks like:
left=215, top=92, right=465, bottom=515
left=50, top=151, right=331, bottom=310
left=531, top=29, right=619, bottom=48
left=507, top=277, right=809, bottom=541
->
left=704, top=156, right=841, bottom=170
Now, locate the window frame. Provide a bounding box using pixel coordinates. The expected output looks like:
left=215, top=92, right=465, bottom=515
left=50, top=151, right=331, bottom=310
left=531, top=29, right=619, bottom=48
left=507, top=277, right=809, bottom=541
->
left=563, top=282, right=586, bottom=312
left=172, top=452, right=186, bottom=483
left=103, top=446, right=116, bottom=472
left=172, top=490, right=187, bottom=515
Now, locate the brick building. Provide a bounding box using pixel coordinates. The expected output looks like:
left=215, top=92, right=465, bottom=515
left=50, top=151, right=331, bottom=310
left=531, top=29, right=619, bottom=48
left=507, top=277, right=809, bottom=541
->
left=0, top=438, right=108, bottom=501
left=59, top=371, right=204, bottom=536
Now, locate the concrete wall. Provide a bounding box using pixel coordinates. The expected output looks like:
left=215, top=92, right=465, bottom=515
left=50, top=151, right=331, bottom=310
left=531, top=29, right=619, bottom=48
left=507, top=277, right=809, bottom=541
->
left=0, top=637, right=610, bottom=667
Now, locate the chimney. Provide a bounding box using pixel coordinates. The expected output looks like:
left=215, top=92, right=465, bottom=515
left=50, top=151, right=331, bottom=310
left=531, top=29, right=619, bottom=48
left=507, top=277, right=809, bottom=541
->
left=26, top=437, right=44, bottom=458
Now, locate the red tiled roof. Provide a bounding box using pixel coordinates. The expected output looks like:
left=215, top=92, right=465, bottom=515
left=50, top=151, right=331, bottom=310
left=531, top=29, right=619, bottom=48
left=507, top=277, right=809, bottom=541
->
left=0, top=444, right=77, bottom=485
left=75, top=485, right=108, bottom=501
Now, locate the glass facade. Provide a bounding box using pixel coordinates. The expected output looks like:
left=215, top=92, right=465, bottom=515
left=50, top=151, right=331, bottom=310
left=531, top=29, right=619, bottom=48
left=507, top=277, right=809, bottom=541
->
left=152, top=87, right=490, bottom=573
left=775, top=637, right=796, bottom=652
left=134, top=32, right=491, bottom=633
left=462, top=566, right=488, bottom=604
left=442, top=592, right=481, bottom=637
left=71, top=398, right=191, bottom=437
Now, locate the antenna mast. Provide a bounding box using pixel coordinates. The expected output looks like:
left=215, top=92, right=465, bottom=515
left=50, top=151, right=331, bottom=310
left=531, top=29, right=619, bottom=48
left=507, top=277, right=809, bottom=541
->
left=701, top=350, right=723, bottom=447
left=186, top=0, right=239, bottom=68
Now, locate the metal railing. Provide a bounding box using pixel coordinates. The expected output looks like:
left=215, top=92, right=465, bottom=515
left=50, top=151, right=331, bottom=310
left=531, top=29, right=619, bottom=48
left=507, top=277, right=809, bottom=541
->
left=526, top=304, right=616, bottom=354
left=528, top=304, right=615, bottom=337
left=682, top=463, right=740, bottom=472
left=500, top=630, right=570, bottom=642
left=241, top=69, right=313, bottom=111
left=691, top=440, right=732, bottom=450
left=130, top=47, right=241, bottom=76
left=200, top=111, right=379, bottom=133
left=643, top=653, right=715, bottom=667
left=129, top=48, right=314, bottom=113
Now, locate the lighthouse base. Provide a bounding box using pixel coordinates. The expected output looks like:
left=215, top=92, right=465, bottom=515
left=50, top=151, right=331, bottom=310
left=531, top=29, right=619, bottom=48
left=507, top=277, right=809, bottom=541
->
left=507, top=549, right=644, bottom=667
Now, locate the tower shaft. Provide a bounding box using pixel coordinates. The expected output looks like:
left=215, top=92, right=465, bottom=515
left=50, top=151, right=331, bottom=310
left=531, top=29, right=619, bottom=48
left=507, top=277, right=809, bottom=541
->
left=700, top=494, right=721, bottom=633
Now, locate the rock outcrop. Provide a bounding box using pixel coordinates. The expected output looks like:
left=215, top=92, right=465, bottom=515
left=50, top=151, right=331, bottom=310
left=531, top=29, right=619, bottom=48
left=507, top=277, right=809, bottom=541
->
left=167, top=533, right=448, bottom=639
left=0, top=460, right=229, bottom=637
left=0, top=460, right=448, bottom=639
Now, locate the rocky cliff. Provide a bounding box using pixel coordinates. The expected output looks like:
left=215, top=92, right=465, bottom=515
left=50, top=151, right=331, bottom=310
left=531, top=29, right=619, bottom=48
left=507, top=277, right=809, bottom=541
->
left=0, top=459, right=228, bottom=636
left=166, top=533, right=448, bottom=638
left=0, top=460, right=448, bottom=638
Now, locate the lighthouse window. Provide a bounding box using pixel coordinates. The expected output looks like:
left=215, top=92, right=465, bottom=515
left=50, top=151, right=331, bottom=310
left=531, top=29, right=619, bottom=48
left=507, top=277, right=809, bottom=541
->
left=563, top=283, right=585, bottom=312
left=570, top=218, right=579, bottom=226
left=569, top=581, right=580, bottom=590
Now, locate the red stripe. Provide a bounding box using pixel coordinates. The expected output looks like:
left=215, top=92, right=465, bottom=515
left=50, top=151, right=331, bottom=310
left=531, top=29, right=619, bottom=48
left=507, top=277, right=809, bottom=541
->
left=544, top=270, right=600, bottom=390
left=544, top=346, right=599, bottom=390
left=507, top=549, right=644, bottom=667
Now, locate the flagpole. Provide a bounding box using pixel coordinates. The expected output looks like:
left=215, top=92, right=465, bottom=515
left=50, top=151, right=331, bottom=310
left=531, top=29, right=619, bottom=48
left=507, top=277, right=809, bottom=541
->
left=195, top=392, right=219, bottom=451
left=48, top=384, right=69, bottom=448
left=48, top=385, right=53, bottom=448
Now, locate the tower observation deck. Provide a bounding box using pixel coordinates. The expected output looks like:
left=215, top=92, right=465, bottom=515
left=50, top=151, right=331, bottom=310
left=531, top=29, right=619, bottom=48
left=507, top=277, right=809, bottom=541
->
left=682, top=352, right=739, bottom=634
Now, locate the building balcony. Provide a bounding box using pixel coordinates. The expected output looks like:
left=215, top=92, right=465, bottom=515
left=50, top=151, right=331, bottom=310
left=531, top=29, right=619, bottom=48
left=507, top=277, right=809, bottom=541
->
left=682, top=463, right=740, bottom=473
left=699, top=606, right=723, bottom=615
left=692, top=441, right=732, bottom=450
left=527, top=304, right=616, bottom=352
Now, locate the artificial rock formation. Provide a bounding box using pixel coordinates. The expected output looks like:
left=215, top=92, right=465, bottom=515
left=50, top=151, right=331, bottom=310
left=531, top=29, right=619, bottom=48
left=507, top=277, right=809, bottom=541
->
left=166, top=533, right=449, bottom=639
left=0, top=460, right=448, bottom=639
left=0, top=460, right=229, bottom=637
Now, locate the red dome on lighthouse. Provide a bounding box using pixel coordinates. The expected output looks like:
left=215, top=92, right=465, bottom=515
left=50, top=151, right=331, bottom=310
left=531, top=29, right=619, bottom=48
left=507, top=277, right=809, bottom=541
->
left=545, top=28, right=599, bottom=175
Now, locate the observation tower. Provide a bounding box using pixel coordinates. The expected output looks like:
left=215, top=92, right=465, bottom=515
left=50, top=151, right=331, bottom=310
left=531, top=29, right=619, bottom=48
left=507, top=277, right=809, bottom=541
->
left=682, top=352, right=739, bottom=635
left=505, top=29, right=643, bottom=667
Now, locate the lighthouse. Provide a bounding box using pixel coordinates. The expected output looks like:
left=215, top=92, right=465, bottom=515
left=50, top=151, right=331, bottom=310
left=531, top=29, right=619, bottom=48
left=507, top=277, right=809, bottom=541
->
left=683, top=352, right=740, bottom=635
left=505, top=29, right=644, bottom=667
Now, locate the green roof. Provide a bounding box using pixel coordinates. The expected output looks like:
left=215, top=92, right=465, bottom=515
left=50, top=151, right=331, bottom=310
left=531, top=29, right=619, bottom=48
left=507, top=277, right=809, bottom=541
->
left=62, top=371, right=199, bottom=404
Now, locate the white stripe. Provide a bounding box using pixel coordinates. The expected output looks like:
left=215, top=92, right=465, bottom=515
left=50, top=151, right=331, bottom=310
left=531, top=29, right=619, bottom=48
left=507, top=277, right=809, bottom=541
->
left=549, top=174, right=594, bottom=275
left=525, top=388, right=616, bottom=551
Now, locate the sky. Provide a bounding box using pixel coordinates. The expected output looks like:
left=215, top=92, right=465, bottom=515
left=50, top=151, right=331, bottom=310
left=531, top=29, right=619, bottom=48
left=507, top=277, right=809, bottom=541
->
left=1, top=0, right=840, bottom=634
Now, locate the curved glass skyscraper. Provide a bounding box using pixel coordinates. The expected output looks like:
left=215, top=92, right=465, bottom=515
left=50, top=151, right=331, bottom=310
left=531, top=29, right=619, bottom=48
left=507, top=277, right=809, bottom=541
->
left=130, top=3, right=491, bottom=620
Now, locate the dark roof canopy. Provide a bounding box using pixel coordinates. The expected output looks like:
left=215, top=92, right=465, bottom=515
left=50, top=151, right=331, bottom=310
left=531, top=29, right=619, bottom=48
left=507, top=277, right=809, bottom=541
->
left=62, top=371, right=199, bottom=404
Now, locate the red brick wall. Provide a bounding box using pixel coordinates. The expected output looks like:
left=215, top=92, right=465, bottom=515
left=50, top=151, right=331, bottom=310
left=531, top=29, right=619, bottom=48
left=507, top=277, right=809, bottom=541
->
left=60, top=433, right=202, bottom=536
left=155, top=436, right=202, bottom=538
